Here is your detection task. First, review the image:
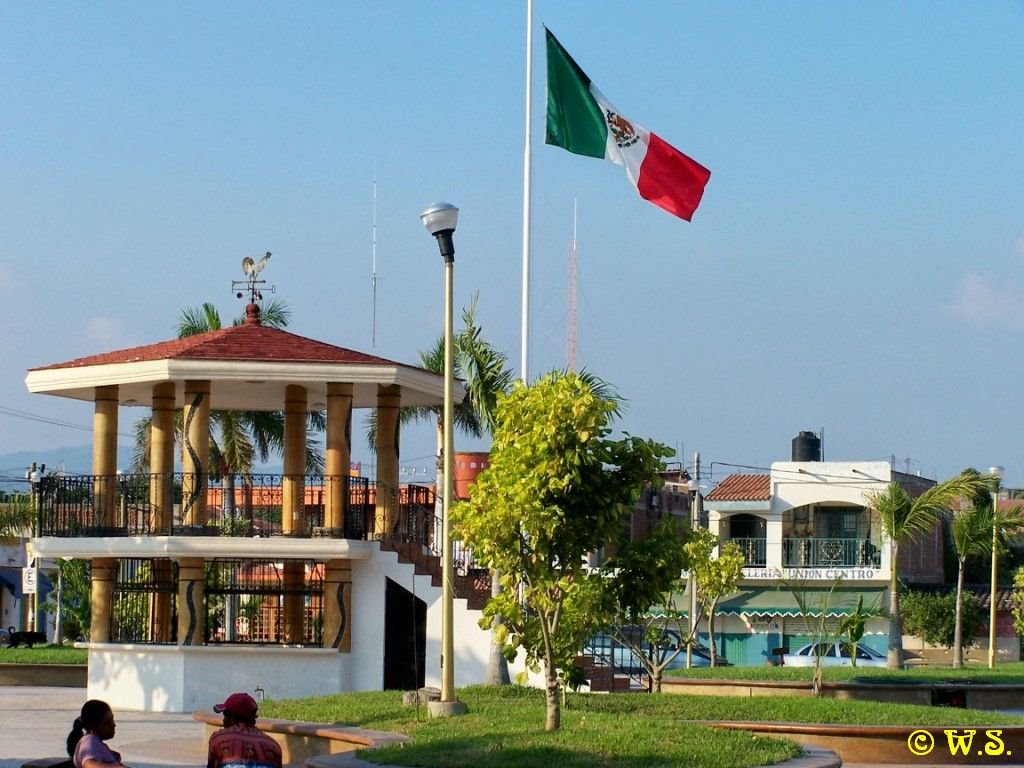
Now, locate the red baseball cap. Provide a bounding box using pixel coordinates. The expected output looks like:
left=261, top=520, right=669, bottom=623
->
left=213, top=692, right=258, bottom=718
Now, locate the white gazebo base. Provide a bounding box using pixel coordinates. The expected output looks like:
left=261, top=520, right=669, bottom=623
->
left=84, top=643, right=350, bottom=713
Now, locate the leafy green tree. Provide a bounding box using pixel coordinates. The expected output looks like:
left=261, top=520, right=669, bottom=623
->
left=452, top=371, right=670, bottom=730
left=685, top=528, right=744, bottom=667
left=42, top=558, right=91, bottom=642
left=599, top=516, right=689, bottom=692
left=865, top=472, right=992, bottom=669
left=1009, top=566, right=1024, bottom=639
left=902, top=589, right=983, bottom=650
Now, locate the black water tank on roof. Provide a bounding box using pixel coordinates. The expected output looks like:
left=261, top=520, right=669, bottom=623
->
left=792, top=431, right=821, bottom=462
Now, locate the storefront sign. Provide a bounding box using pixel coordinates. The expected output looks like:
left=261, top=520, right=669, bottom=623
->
left=743, top=566, right=880, bottom=580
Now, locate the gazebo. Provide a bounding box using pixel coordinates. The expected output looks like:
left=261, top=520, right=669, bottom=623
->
left=24, top=300, right=492, bottom=712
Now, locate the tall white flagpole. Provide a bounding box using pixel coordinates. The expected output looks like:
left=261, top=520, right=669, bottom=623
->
left=520, top=0, right=534, bottom=382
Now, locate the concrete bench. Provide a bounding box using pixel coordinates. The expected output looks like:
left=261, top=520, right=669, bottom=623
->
left=193, top=710, right=408, bottom=765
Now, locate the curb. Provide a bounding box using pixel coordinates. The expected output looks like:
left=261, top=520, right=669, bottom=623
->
left=759, top=746, right=841, bottom=768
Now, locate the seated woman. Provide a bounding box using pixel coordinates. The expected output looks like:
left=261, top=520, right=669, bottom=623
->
left=66, top=699, right=130, bottom=768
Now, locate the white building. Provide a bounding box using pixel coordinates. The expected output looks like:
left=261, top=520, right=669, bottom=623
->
left=701, top=433, right=937, bottom=665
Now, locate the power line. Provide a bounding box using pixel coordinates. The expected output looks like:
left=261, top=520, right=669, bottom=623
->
left=0, top=404, right=133, bottom=438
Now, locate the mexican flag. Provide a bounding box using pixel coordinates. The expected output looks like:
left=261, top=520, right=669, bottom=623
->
left=545, top=28, right=710, bottom=222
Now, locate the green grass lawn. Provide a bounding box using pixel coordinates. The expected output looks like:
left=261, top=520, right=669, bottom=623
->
left=260, top=682, right=1024, bottom=768
left=0, top=645, right=88, bottom=664
left=262, top=686, right=802, bottom=768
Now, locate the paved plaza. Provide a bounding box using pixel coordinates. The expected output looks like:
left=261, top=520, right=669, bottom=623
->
left=0, top=687, right=206, bottom=768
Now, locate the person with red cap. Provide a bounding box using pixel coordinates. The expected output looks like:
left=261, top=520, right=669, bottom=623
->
left=207, top=692, right=282, bottom=768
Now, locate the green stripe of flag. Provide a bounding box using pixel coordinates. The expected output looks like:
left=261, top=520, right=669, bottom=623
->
left=545, top=28, right=608, bottom=159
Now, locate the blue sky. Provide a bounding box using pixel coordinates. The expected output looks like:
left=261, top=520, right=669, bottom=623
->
left=2, top=2, right=1022, bottom=487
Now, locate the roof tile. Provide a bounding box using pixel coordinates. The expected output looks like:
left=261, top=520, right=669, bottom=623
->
left=30, top=323, right=402, bottom=371
left=705, top=473, right=771, bottom=502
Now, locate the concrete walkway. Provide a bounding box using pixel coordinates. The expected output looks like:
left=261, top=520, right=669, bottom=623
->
left=0, top=686, right=206, bottom=768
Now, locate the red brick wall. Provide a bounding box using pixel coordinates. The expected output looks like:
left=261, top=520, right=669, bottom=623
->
left=897, top=520, right=945, bottom=583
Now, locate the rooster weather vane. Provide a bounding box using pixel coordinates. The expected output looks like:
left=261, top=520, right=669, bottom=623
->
left=233, top=251, right=275, bottom=303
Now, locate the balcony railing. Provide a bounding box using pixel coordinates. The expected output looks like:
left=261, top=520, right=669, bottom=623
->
left=727, top=537, right=767, bottom=567
left=782, top=537, right=881, bottom=568
left=34, top=472, right=437, bottom=550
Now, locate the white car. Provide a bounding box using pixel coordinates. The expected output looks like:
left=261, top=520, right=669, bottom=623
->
left=782, top=641, right=887, bottom=668
left=589, top=629, right=716, bottom=672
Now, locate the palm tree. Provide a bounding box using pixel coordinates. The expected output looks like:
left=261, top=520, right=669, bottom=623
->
left=364, top=296, right=513, bottom=471
left=0, top=494, right=34, bottom=539
left=949, top=502, right=993, bottom=667
left=132, top=298, right=324, bottom=501
left=866, top=472, right=992, bottom=669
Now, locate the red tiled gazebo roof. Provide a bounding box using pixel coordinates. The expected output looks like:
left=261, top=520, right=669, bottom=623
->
left=25, top=304, right=454, bottom=411
left=30, top=321, right=396, bottom=370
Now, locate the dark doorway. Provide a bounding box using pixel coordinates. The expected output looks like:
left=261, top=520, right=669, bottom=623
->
left=383, top=578, right=426, bottom=690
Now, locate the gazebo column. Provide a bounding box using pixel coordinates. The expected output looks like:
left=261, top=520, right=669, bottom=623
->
left=322, top=560, right=352, bottom=651
left=92, top=385, right=119, bottom=528
left=177, top=557, right=206, bottom=645
left=374, top=384, right=401, bottom=539
left=282, top=560, right=305, bottom=644
left=325, top=383, right=353, bottom=536
left=149, top=383, right=176, bottom=530
left=181, top=380, right=211, bottom=528
left=282, top=385, right=308, bottom=536
left=149, top=382, right=176, bottom=642
left=90, top=558, right=115, bottom=643
left=282, top=385, right=308, bottom=644
left=90, top=387, right=119, bottom=643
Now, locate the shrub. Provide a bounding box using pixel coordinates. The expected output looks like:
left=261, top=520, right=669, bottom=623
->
left=902, top=589, right=983, bottom=649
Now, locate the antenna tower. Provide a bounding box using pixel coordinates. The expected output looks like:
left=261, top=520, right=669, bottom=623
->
left=567, top=199, right=578, bottom=371
left=371, top=178, right=378, bottom=348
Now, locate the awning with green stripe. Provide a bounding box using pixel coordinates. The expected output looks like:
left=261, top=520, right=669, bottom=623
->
left=716, top=587, right=885, bottom=618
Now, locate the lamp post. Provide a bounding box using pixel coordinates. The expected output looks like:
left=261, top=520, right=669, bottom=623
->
left=420, top=202, right=468, bottom=717
left=988, top=465, right=1004, bottom=669
left=686, top=479, right=700, bottom=668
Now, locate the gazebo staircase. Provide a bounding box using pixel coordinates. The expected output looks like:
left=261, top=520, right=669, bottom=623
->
left=381, top=540, right=490, bottom=611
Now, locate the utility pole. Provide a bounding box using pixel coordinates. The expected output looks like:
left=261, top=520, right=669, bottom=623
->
left=25, top=463, right=43, bottom=633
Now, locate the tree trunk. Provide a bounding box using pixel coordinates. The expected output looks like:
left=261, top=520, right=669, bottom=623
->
left=887, top=542, right=904, bottom=670
left=544, top=660, right=561, bottom=731
left=953, top=561, right=965, bottom=668
left=652, top=667, right=663, bottom=693
left=485, top=570, right=511, bottom=685
left=708, top=607, right=718, bottom=667
left=224, top=472, right=236, bottom=522
left=812, top=660, right=823, bottom=697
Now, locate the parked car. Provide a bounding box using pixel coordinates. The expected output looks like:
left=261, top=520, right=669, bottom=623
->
left=781, top=641, right=887, bottom=668
left=588, top=628, right=718, bottom=672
